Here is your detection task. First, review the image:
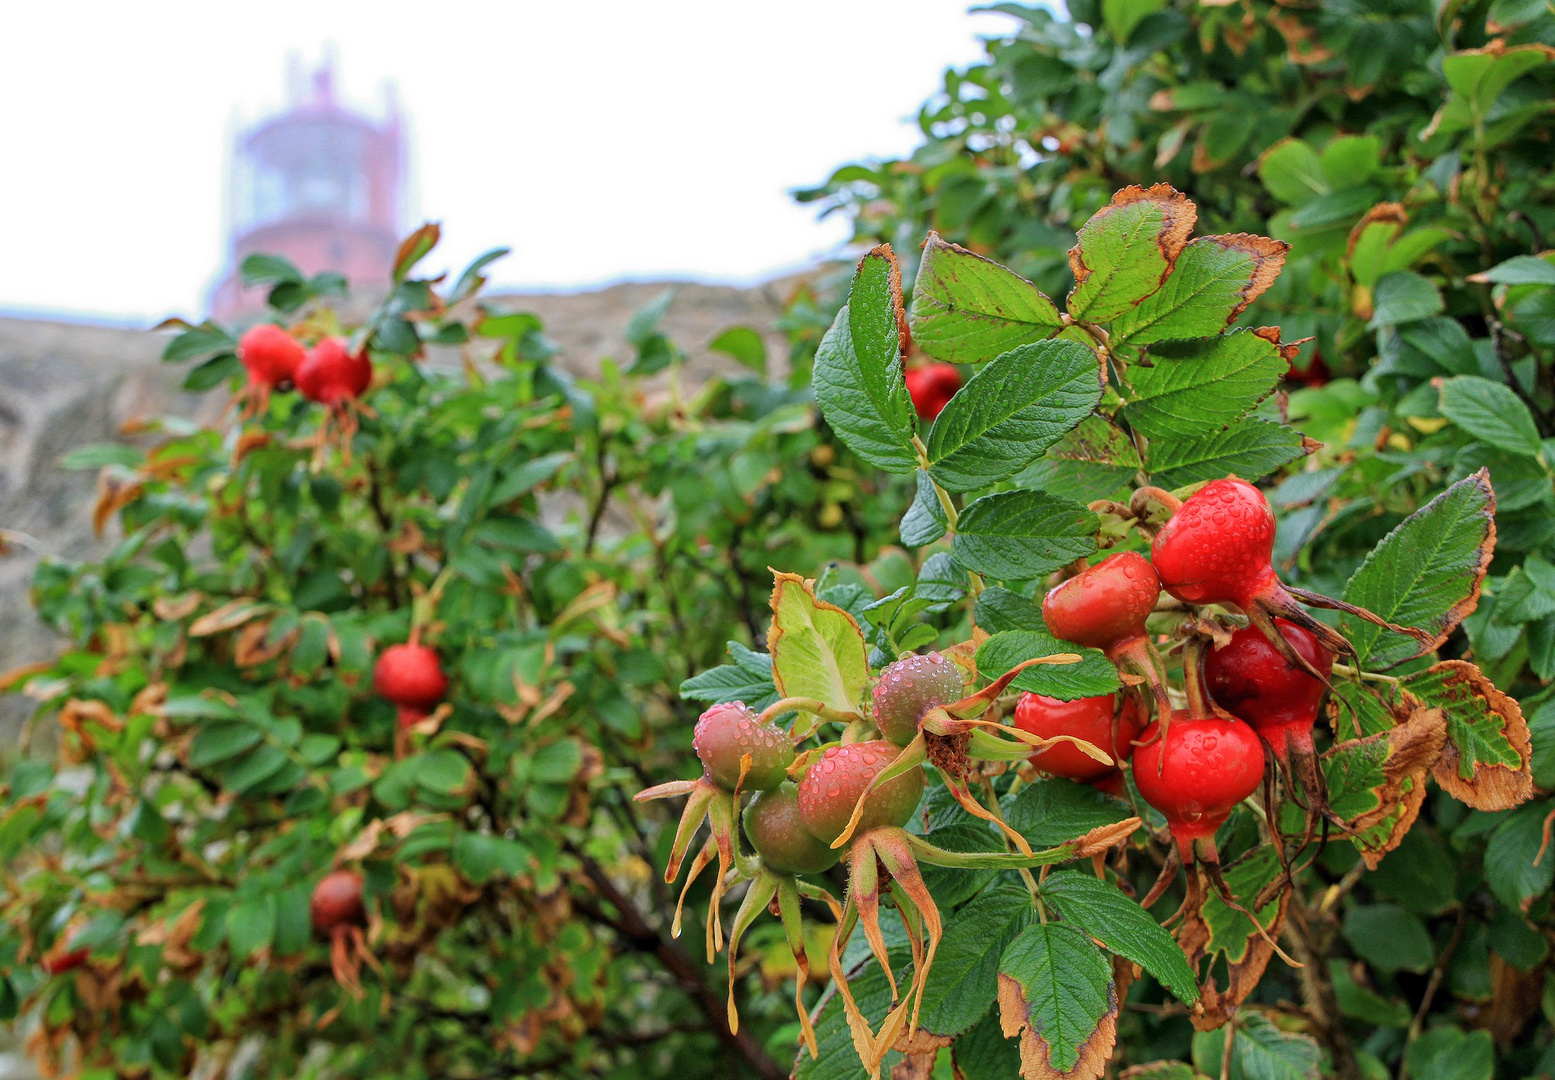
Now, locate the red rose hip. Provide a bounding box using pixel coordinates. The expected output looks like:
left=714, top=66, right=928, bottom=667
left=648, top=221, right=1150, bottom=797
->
left=1012, top=692, right=1143, bottom=784
left=1132, top=712, right=1264, bottom=861
left=238, top=324, right=306, bottom=389
left=296, top=337, right=373, bottom=406
left=373, top=643, right=448, bottom=711
left=1205, top=619, right=1333, bottom=765
left=310, top=870, right=366, bottom=936
left=905, top=363, right=961, bottom=421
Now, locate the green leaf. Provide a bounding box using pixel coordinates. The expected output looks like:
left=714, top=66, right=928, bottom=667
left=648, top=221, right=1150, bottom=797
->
left=240, top=253, right=303, bottom=287
left=900, top=470, right=949, bottom=546
left=997, top=921, right=1117, bottom=1076
left=911, top=233, right=1063, bottom=363
left=952, top=490, right=1098, bottom=580
left=1341, top=471, right=1496, bottom=668
left=393, top=223, right=440, bottom=282
left=708, top=326, right=767, bottom=375
left=916, top=881, right=1034, bottom=1038
left=1193, top=1011, right=1322, bottom=1080
left=1403, top=661, right=1531, bottom=810
left=1476, top=255, right=1555, bottom=286
left=1367, top=271, right=1443, bottom=328
left=1342, top=903, right=1434, bottom=973
left=1484, top=801, right=1555, bottom=911
left=189, top=723, right=264, bottom=768
left=1405, top=1027, right=1494, bottom=1080
left=679, top=643, right=778, bottom=709
left=489, top=452, right=571, bottom=503
left=925, top=337, right=1102, bottom=492
left=272, top=886, right=312, bottom=957
left=226, top=896, right=276, bottom=961
left=794, top=958, right=904, bottom=1080
left=416, top=749, right=473, bottom=796
left=1330, top=960, right=1412, bottom=1026
left=1443, top=43, right=1554, bottom=122
left=531, top=739, right=582, bottom=784
left=1144, top=417, right=1309, bottom=489
left=1258, top=139, right=1327, bottom=206
left=1102, top=0, right=1165, bottom=41
left=60, top=444, right=145, bottom=471
left=1124, top=330, right=1290, bottom=439
left=1015, top=414, right=1141, bottom=503
left=1193, top=848, right=1284, bottom=967
left=1438, top=376, right=1544, bottom=457
left=768, top=572, right=869, bottom=717
left=813, top=257, right=917, bottom=474
left=1002, top=777, right=1133, bottom=849
left=162, top=321, right=236, bottom=363
left=1067, top=184, right=1196, bottom=323
left=221, top=744, right=288, bottom=794
left=950, top=1009, right=1023, bottom=1080
left=1321, top=135, right=1382, bottom=187
left=974, top=587, right=1045, bottom=634
left=976, top=630, right=1120, bottom=700
left=1111, top=234, right=1287, bottom=345
left=183, top=352, right=243, bottom=391
left=1040, top=870, right=1198, bottom=1003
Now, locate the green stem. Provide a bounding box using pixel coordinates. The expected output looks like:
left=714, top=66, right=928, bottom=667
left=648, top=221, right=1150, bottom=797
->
left=754, top=697, right=862, bottom=727
left=981, top=777, right=1045, bottom=913
left=910, top=435, right=983, bottom=597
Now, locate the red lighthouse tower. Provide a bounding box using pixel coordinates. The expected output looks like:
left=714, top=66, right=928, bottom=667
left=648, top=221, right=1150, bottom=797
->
left=210, top=58, right=404, bottom=318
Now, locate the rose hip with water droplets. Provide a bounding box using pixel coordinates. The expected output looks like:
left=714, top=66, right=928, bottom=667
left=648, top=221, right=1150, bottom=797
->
left=296, top=337, right=373, bottom=406
left=1206, top=619, right=1333, bottom=765
left=1012, top=692, right=1143, bottom=784
left=374, top=643, right=448, bottom=711
left=797, top=739, right=925, bottom=844
left=238, top=324, right=305, bottom=389
left=693, top=702, right=793, bottom=791
left=905, top=363, right=961, bottom=420
left=1150, top=477, right=1359, bottom=672
left=744, top=783, right=840, bottom=875
left=1132, top=711, right=1264, bottom=861
left=1043, top=551, right=1160, bottom=653
left=872, top=652, right=964, bottom=745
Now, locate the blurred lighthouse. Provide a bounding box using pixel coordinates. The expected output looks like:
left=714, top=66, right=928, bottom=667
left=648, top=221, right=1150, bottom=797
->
left=210, top=55, right=404, bottom=318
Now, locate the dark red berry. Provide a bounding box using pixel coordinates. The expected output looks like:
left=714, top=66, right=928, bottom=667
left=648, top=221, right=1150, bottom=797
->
left=373, top=643, right=448, bottom=711
left=744, top=783, right=840, bottom=875
left=296, top=337, right=372, bottom=406
left=311, top=870, right=366, bottom=936
left=1042, top=552, right=1160, bottom=654
left=1205, top=619, right=1333, bottom=760
left=1012, top=692, right=1144, bottom=783
left=693, top=702, right=793, bottom=791
left=238, top=323, right=305, bottom=389
left=872, top=652, right=964, bottom=746
left=905, top=363, right=961, bottom=420
left=1132, top=713, right=1264, bottom=860
left=797, top=739, right=925, bottom=844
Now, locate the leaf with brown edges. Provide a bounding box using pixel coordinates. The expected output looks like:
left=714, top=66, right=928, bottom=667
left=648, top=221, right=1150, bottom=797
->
left=1405, top=659, right=1532, bottom=810
left=997, top=921, right=1118, bottom=1079
left=1319, top=706, right=1448, bottom=868
left=1111, top=234, right=1288, bottom=345
left=1175, top=848, right=1288, bottom=1030
left=1067, top=185, right=1197, bottom=323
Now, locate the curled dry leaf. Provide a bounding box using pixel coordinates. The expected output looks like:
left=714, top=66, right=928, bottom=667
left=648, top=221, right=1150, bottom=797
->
left=1175, top=851, right=1290, bottom=1031
left=1418, top=659, right=1532, bottom=810
left=1324, top=705, right=1448, bottom=868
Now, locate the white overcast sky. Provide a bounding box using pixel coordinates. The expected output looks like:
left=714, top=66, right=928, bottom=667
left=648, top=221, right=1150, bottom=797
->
left=0, top=2, right=1008, bottom=325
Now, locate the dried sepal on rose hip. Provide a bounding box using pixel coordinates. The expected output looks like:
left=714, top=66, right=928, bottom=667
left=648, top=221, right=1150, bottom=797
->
left=1150, top=477, right=1428, bottom=677
left=635, top=701, right=795, bottom=961
left=725, top=783, right=842, bottom=1056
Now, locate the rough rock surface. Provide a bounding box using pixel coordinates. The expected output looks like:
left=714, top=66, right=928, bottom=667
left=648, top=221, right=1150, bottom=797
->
left=0, top=276, right=806, bottom=738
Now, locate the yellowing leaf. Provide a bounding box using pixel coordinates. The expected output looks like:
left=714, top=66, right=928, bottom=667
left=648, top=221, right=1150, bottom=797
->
left=767, top=572, right=868, bottom=718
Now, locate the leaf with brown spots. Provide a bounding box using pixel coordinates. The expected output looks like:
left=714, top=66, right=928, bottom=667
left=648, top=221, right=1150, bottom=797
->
left=1406, top=659, right=1532, bottom=810
left=1112, top=234, right=1288, bottom=345
left=189, top=599, right=272, bottom=638
left=1318, top=706, right=1448, bottom=867
left=1174, top=849, right=1289, bottom=1031
left=997, top=921, right=1118, bottom=1079
left=1067, top=185, right=1197, bottom=323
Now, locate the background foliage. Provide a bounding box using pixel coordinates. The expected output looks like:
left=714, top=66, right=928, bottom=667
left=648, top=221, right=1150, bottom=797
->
left=1, top=0, right=1554, bottom=1077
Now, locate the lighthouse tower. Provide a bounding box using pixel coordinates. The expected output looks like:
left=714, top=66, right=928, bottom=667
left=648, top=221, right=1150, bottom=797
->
left=210, top=58, right=404, bottom=318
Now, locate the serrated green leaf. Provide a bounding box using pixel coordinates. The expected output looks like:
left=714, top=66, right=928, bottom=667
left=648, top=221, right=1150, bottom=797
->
left=1002, top=777, right=1132, bottom=849
left=416, top=749, right=473, bottom=796
left=1484, top=802, right=1555, bottom=911
left=1404, top=661, right=1530, bottom=809
left=1341, top=471, right=1496, bottom=668
left=768, top=572, right=869, bottom=717
left=925, top=338, right=1102, bottom=491
left=916, top=881, right=1034, bottom=1038
left=1194, top=1011, right=1322, bottom=1080
left=1124, top=330, right=1289, bottom=438
left=1041, top=870, right=1198, bottom=1003
left=813, top=293, right=917, bottom=473
left=900, top=469, right=949, bottom=547
left=1068, top=185, right=1196, bottom=322
left=976, top=629, right=1120, bottom=700
left=1144, top=417, right=1309, bottom=489
left=1112, top=234, right=1287, bottom=344
left=1438, top=376, right=1544, bottom=457
left=997, top=921, right=1116, bottom=1075
left=1015, top=414, right=1141, bottom=503
left=910, top=233, right=1062, bottom=363
left=974, top=587, right=1045, bottom=634
left=1367, top=271, right=1443, bottom=328
left=952, top=490, right=1098, bottom=580
left=1258, top=139, right=1327, bottom=206
left=1477, top=255, right=1555, bottom=286
left=1342, top=903, right=1433, bottom=973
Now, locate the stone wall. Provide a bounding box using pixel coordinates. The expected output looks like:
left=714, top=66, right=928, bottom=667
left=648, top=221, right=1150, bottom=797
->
left=0, top=275, right=807, bottom=735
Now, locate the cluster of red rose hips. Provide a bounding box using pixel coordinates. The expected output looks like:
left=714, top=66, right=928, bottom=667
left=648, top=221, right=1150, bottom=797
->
left=636, top=473, right=1421, bottom=1071
left=236, top=324, right=374, bottom=456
